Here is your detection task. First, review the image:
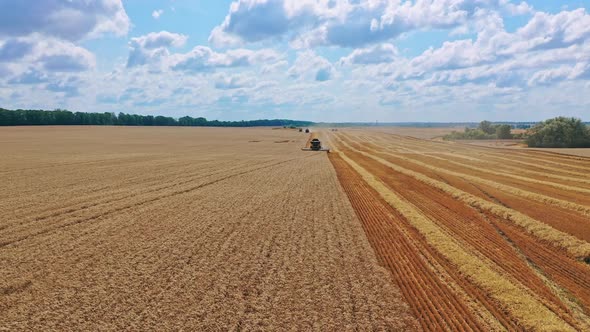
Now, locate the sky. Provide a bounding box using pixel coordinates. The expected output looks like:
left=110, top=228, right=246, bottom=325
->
left=0, top=0, right=590, bottom=122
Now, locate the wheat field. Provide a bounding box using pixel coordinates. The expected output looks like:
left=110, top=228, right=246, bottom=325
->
left=3, top=125, right=590, bottom=331
left=0, top=126, right=416, bottom=330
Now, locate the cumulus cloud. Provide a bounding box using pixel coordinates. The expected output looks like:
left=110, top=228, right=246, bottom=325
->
left=0, top=0, right=128, bottom=90
left=510, top=9, right=590, bottom=52
left=503, top=1, right=534, bottom=15
left=171, top=47, right=282, bottom=72
left=340, top=43, right=399, bottom=65
left=127, top=31, right=188, bottom=68
left=0, top=0, right=130, bottom=41
left=214, top=74, right=253, bottom=90
left=0, top=35, right=96, bottom=73
left=124, top=30, right=283, bottom=75
left=528, top=63, right=590, bottom=86
left=288, top=51, right=335, bottom=82
left=37, top=38, right=96, bottom=72
left=370, top=8, right=590, bottom=88
left=210, top=0, right=531, bottom=48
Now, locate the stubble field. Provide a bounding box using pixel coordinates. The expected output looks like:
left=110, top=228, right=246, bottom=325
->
left=326, top=129, right=590, bottom=331
left=0, top=126, right=416, bottom=331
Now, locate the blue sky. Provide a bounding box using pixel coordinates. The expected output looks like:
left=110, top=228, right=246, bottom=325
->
left=1, top=0, right=590, bottom=122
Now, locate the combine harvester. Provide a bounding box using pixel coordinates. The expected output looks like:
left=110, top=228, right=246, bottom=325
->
left=302, top=138, right=330, bottom=152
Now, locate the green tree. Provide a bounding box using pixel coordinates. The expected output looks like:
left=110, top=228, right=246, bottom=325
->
left=496, top=124, right=513, bottom=139
left=478, top=120, right=495, bottom=134
left=526, top=117, right=590, bottom=148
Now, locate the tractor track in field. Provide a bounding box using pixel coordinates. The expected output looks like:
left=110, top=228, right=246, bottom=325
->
left=2, top=158, right=270, bottom=225
left=2, top=160, right=243, bottom=225
left=0, top=155, right=319, bottom=249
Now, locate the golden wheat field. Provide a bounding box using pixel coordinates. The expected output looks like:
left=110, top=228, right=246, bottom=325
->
left=3, top=126, right=590, bottom=331
left=0, top=126, right=416, bottom=330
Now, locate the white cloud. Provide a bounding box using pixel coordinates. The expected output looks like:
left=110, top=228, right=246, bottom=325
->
left=0, top=0, right=126, bottom=93
left=214, top=74, right=253, bottom=90
left=171, top=47, right=283, bottom=72
left=152, top=9, right=164, bottom=19
left=340, top=43, right=399, bottom=65
left=511, top=9, right=590, bottom=52
left=210, top=0, right=531, bottom=48
left=131, top=31, right=188, bottom=50
left=288, top=51, right=336, bottom=82
left=1, top=35, right=96, bottom=73
left=503, top=1, right=534, bottom=15
left=0, top=0, right=130, bottom=41
left=127, top=31, right=188, bottom=68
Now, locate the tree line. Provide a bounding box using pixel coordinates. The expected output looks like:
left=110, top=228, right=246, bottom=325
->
left=444, top=117, right=590, bottom=148
left=0, top=108, right=313, bottom=128
left=444, top=121, right=515, bottom=140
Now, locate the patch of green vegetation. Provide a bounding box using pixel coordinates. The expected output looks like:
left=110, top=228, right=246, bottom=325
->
left=443, top=121, right=515, bottom=140
left=526, top=117, right=590, bottom=148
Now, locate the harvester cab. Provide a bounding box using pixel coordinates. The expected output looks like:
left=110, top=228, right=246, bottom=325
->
left=302, top=138, right=330, bottom=152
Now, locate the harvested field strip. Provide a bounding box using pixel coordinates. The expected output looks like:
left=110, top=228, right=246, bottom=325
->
left=334, top=150, right=576, bottom=331
left=452, top=144, right=590, bottom=172
left=344, top=145, right=581, bottom=326
left=359, top=137, right=590, bottom=189
left=468, top=181, right=590, bottom=242
left=361, top=132, right=590, bottom=174
left=439, top=150, right=590, bottom=177
left=429, top=152, right=590, bottom=187
left=332, top=136, right=590, bottom=258
left=329, top=153, right=491, bottom=331
left=344, top=132, right=590, bottom=180
left=496, top=146, right=590, bottom=165
left=527, top=149, right=590, bottom=161
left=340, top=136, right=590, bottom=219
left=493, top=220, right=590, bottom=314
left=372, top=141, right=590, bottom=196
left=372, top=133, right=590, bottom=242
left=377, top=147, right=590, bottom=207
left=340, top=134, right=590, bottom=221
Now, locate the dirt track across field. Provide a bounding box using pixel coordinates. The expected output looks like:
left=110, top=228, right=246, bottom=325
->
left=0, top=126, right=416, bottom=331
left=326, top=129, right=590, bottom=331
